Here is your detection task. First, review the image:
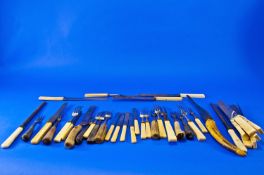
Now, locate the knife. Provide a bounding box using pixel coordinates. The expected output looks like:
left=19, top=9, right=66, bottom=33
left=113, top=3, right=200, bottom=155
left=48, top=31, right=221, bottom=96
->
left=1, top=102, right=46, bottom=148
left=111, top=114, right=125, bottom=143
left=129, top=112, right=137, bottom=143
left=120, top=112, right=130, bottom=142
left=31, top=103, right=67, bottom=144
left=105, top=113, right=122, bottom=141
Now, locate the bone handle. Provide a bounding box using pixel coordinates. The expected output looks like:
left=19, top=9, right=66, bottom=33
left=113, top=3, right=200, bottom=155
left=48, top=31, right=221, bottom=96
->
left=157, top=119, right=167, bottom=138
left=130, top=126, right=137, bottom=143
left=145, top=121, right=151, bottom=138
left=194, top=118, right=208, bottom=133
left=151, top=120, right=160, bottom=139
left=120, top=125, right=127, bottom=142
left=140, top=122, right=146, bottom=139
left=165, top=120, right=177, bottom=142
left=94, top=123, right=107, bottom=143
left=234, top=115, right=257, bottom=136
left=31, top=122, right=52, bottom=144
left=188, top=121, right=206, bottom=141
left=228, top=129, right=247, bottom=152
left=231, top=119, right=253, bottom=148
left=134, top=119, right=140, bottom=135
left=180, top=93, right=206, bottom=98
left=65, top=125, right=82, bottom=149
left=240, top=116, right=264, bottom=134
left=155, top=97, right=182, bottom=101
left=38, top=96, right=64, bottom=101
left=173, top=121, right=185, bottom=140
left=42, top=125, right=57, bottom=145
left=105, top=125, right=115, bottom=141
left=83, top=123, right=96, bottom=138
left=84, top=93, right=109, bottom=97
left=1, top=127, right=23, bottom=149
left=111, top=126, right=120, bottom=143
left=54, top=122, right=72, bottom=142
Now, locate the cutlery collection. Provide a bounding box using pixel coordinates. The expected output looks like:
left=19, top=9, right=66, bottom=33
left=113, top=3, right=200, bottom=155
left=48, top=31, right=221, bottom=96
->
left=1, top=95, right=263, bottom=157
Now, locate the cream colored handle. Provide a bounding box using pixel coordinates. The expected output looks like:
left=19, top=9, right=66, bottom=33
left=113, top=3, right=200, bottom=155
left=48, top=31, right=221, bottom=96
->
left=105, top=125, right=115, bottom=141
left=140, top=122, right=146, bottom=139
left=64, top=125, right=82, bottom=149
left=174, top=121, right=183, bottom=134
left=195, top=118, right=208, bottom=133
left=180, top=93, right=206, bottom=98
left=54, top=122, right=72, bottom=142
left=231, top=119, right=253, bottom=148
left=234, top=115, right=256, bottom=136
left=250, top=135, right=257, bottom=149
left=83, top=123, right=96, bottom=138
left=61, top=123, right=73, bottom=140
left=155, top=97, right=182, bottom=101
left=228, top=129, right=247, bottom=152
left=120, top=125, right=127, bottom=142
left=188, top=121, right=206, bottom=141
left=31, top=122, right=52, bottom=144
left=145, top=122, right=151, bottom=138
left=130, top=126, right=137, bottom=143
left=1, top=127, right=23, bottom=149
left=38, top=96, right=64, bottom=101
left=157, top=119, right=167, bottom=138
left=111, top=126, right=120, bottom=143
left=134, top=119, right=140, bottom=135
left=84, top=93, right=108, bottom=97
left=165, top=121, right=177, bottom=142
left=240, top=116, right=264, bottom=134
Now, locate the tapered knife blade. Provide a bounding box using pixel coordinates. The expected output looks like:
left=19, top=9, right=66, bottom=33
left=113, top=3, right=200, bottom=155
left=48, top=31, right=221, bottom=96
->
left=217, top=101, right=237, bottom=119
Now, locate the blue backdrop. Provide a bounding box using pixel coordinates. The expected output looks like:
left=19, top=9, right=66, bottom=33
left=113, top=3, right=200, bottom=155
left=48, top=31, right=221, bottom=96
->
left=0, top=0, right=264, bottom=175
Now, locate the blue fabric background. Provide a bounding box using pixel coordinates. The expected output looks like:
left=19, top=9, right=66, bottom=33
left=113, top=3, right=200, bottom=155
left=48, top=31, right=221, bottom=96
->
left=0, top=0, right=264, bottom=175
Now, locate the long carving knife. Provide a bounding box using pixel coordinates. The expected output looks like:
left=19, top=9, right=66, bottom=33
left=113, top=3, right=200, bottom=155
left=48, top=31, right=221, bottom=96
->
left=211, top=104, right=247, bottom=152
left=31, top=103, right=67, bottom=144
left=1, top=102, right=47, bottom=148
left=187, top=96, right=246, bottom=156
left=217, top=101, right=257, bottom=137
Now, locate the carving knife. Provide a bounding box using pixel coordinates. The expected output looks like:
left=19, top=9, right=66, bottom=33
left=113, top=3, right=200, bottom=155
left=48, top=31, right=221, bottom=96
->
left=187, top=96, right=246, bottom=156
left=1, top=102, right=46, bottom=148
left=31, top=103, right=67, bottom=144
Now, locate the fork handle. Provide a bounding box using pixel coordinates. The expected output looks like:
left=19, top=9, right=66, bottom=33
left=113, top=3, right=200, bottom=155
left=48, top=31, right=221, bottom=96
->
left=42, top=125, right=57, bottom=145
left=134, top=119, right=140, bottom=135
left=94, top=123, right=107, bottom=143
left=87, top=124, right=100, bottom=143
left=157, top=119, right=167, bottom=138
left=22, top=123, right=37, bottom=142
left=151, top=120, right=160, bottom=139
left=76, top=125, right=89, bottom=145
left=65, top=125, right=82, bottom=149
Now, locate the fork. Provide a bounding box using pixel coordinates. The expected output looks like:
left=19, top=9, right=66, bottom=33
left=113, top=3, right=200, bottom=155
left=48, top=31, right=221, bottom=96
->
left=22, top=116, right=44, bottom=142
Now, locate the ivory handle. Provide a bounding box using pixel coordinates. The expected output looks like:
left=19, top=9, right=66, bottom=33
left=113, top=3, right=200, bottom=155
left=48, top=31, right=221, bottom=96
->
left=174, top=121, right=185, bottom=140
left=1, top=127, right=23, bottom=149
left=130, top=126, right=137, bottom=143
left=228, top=129, right=247, bottom=152
left=120, top=125, right=127, bottom=142
left=31, top=122, right=52, bottom=144
left=42, top=125, right=57, bottom=145
left=65, top=125, right=82, bottom=149
left=188, top=121, right=206, bottom=141
left=180, top=93, right=206, bottom=98
left=140, top=122, right=146, bottom=139
left=231, top=119, right=253, bottom=148
left=38, top=96, right=64, bottom=101
left=234, top=115, right=256, bottom=136
left=194, top=118, right=208, bottom=133
left=157, top=119, right=167, bottom=138
left=145, top=122, right=151, bottom=138
left=83, top=123, right=96, bottom=138
left=94, top=124, right=107, bottom=143
left=84, top=93, right=108, bottom=97
left=155, top=97, right=182, bottom=101
left=111, top=126, right=120, bottom=143
left=151, top=120, right=160, bottom=139
left=134, top=119, right=140, bottom=135
left=165, top=121, right=177, bottom=142
left=240, top=116, right=264, bottom=134
left=54, top=122, right=72, bottom=142
left=105, top=125, right=115, bottom=141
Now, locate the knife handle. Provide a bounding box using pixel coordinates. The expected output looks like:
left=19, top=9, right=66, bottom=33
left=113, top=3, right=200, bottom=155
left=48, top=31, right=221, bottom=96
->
left=145, top=121, right=151, bottom=138
left=165, top=120, right=177, bottom=142
left=111, top=126, right=120, bottom=143
left=173, top=121, right=185, bottom=140
left=87, top=124, right=100, bottom=143
left=1, top=127, right=23, bottom=149
left=31, top=122, right=52, bottom=144
left=155, top=97, right=183, bottom=101
left=83, top=123, right=96, bottom=138
left=140, top=122, right=146, bottom=139
left=240, top=116, right=264, bottom=134
left=54, top=122, right=72, bottom=142
left=65, top=125, right=82, bottom=149
left=94, top=123, right=107, bottom=143
left=188, top=121, right=206, bottom=141
left=76, top=125, right=89, bottom=145
left=194, top=118, right=208, bottom=133
left=134, top=119, right=140, bottom=135
left=105, top=124, right=115, bottom=141
left=157, top=119, right=167, bottom=138
left=42, top=125, right=57, bottom=145
left=231, top=119, right=253, bottom=148
left=22, top=123, right=37, bottom=142
left=130, top=126, right=137, bottom=143
left=183, top=123, right=194, bottom=140
left=151, top=120, right=160, bottom=139
left=234, top=115, right=256, bottom=136
left=228, top=129, right=247, bottom=152
left=120, top=125, right=127, bottom=142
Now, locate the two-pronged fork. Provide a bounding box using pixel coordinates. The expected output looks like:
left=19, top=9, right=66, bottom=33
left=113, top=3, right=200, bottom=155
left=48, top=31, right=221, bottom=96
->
left=22, top=116, right=44, bottom=142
